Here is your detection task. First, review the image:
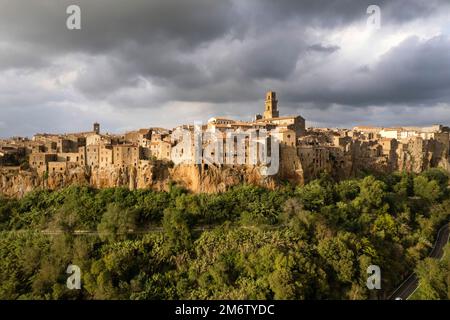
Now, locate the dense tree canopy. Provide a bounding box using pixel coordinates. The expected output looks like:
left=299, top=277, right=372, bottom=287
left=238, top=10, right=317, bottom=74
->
left=413, top=245, right=450, bottom=299
left=0, top=169, right=449, bottom=300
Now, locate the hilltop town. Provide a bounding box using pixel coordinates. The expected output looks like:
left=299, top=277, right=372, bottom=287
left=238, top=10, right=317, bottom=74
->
left=1, top=91, right=449, bottom=197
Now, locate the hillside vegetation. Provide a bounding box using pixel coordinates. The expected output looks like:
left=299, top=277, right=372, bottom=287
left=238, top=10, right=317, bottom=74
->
left=0, top=169, right=449, bottom=300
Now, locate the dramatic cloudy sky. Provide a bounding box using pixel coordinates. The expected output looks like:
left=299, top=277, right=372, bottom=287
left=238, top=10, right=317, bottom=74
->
left=1, top=0, right=450, bottom=137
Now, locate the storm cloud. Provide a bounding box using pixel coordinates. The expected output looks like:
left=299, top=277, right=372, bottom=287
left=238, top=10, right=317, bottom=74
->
left=0, top=0, right=450, bottom=137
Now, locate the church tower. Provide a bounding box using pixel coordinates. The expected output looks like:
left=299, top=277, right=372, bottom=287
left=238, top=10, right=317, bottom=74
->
left=263, top=91, right=279, bottom=119
left=93, top=122, right=100, bottom=134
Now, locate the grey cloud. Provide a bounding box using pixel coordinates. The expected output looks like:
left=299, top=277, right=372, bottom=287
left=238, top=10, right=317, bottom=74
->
left=1, top=0, right=450, bottom=136
left=0, top=0, right=238, bottom=52
left=280, top=35, right=450, bottom=109
left=308, top=43, right=340, bottom=53
left=240, top=0, right=449, bottom=29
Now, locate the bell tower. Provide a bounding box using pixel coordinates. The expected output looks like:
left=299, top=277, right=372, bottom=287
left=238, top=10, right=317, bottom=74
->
left=263, top=91, right=279, bottom=119
left=93, top=122, right=100, bottom=134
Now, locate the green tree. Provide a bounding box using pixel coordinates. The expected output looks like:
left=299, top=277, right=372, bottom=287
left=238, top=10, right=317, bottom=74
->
left=353, top=176, right=387, bottom=211
left=317, top=234, right=355, bottom=284
left=414, top=245, right=450, bottom=299
left=414, top=176, right=441, bottom=202
left=336, top=180, right=360, bottom=202
left=97, top=204, right=137, bottom=242
left=296, top=180, right=334, bottom=212
left=162, top=207, right=192, bottom=253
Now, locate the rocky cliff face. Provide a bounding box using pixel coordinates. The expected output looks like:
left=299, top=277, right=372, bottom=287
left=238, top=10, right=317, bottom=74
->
left=0, top=166, right=90, bottom=197
left=1, top=143, right=449, bottom=198
left=169, top=164, right=277, bottom=193
left=89, top=161, right=170, bottom=191
left=0, top=162, right=282, bottom=197
left=0, top=168, right=39, bottom=198
left=396, top=138, right=450, bottom=173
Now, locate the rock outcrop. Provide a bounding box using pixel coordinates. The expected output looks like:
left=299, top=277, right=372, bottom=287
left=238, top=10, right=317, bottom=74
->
left=0, top=162, right=281, bottom=197
left=1, top=142, right=449, bottom=198
left=0, top=168, right=40, bottom=198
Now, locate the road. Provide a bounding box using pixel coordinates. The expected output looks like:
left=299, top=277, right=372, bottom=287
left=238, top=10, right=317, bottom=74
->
left=40, top=226, right=214, bottom=235
left=1, top=224, right=282, bottom=236
left=388, top=222, right=450, bottom=300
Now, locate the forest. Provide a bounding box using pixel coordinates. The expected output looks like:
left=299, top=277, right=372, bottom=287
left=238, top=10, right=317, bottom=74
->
left=0, top=169, right=449, bottom=300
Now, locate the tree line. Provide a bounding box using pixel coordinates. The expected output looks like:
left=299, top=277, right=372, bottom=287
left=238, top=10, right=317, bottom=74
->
left=0, top=169, right=449, bottom=299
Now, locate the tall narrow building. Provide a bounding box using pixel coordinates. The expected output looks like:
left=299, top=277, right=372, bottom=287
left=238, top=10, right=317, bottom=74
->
left=263, top=91, right=279, bottom=119
left=93, top=122, right=100, bottom=134
left=255, top=91, right=306, bottom=137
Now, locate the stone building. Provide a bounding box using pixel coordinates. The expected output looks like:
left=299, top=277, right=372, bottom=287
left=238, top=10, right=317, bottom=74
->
left=124, top=129, right=152, bottom=146
left=86, top=145, right=100, bottom=167
left=2, top=92, right=448, bottom=195
left=263, top=91, right=279, bottom=119
left=57, top=152, right=81, bottom=164
left=254, top=92, right=306, bottom=137
left=149, top=141, right=172, bottom=161
left=29, top=153, right=57, bottom=175
left=99, top=145, right=113, bottom=169
left=48, top=161, right=68, bottom=174
left=113, top=144, right=141, bottom=168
